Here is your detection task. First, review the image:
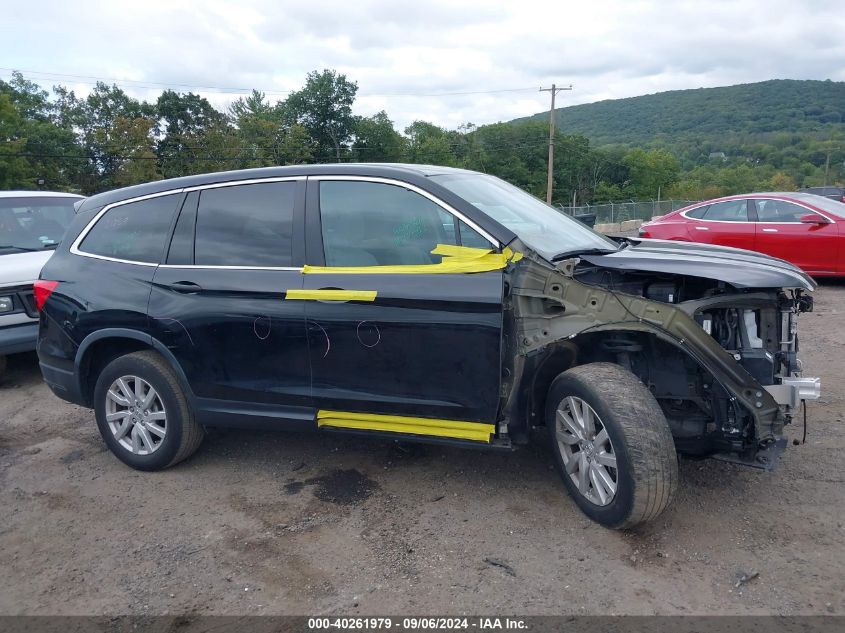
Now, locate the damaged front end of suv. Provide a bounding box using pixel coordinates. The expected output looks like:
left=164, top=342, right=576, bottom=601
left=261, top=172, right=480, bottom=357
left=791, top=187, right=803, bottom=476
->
left=502, top=237, right=819, bottom=471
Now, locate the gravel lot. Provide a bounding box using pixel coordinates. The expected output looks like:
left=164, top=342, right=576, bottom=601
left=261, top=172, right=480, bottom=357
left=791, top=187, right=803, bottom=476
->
left=1, top=283, right=843, bottom=616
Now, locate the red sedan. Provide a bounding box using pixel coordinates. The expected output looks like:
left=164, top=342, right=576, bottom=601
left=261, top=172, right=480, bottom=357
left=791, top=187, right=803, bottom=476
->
left=639, top=192, right=844, bottom=277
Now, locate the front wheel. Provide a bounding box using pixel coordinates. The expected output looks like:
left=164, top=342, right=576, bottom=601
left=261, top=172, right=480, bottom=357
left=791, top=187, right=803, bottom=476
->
left=546, top=362, right=678, bottom=529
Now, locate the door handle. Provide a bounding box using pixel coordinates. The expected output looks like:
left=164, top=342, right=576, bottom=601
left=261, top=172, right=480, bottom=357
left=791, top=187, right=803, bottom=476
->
left=762, top=228, right=778, bottom=233
left=167, top=281, right=203, bottom=294
left=694, top=226, right=709, bottom=231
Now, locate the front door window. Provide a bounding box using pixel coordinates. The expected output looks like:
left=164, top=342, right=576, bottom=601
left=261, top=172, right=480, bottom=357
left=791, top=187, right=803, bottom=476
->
left=319, top=180, right=489, bottom=266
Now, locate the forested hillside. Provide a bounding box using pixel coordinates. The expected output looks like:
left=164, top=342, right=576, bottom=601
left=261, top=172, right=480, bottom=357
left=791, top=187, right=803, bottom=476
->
left=515, top=80, right=845, bottom=146
left=2, top=72, right=843, bottom=206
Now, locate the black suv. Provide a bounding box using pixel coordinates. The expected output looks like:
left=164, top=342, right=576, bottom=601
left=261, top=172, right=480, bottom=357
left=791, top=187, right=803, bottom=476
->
left=38, top=164, right=819, bottom=528
left=799, top=186, right=845, bottom=203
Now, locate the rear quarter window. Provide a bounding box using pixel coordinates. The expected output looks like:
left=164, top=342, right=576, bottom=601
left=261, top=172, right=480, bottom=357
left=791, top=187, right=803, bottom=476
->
left=701, top=199, right=748, bottom=222
left=685, top=205, right=709, bottom=219
left=78, top=194, right=182, bottom=263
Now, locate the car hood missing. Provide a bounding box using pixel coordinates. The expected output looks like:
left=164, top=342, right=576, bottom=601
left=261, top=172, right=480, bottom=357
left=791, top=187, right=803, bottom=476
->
left=578, top=238, right=816, bottom=290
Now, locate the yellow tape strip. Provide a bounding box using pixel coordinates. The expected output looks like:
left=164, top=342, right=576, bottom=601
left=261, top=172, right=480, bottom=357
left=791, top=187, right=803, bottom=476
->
left=302, top=244, right=522, bottom=275
left=317, top=410, right=495, bottom=443
left=285, top=289, right=377, bottom=301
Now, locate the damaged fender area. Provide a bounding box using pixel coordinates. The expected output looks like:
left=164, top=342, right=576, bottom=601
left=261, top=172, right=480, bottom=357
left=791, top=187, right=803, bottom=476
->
left=499, top=242, right=815, bottom=464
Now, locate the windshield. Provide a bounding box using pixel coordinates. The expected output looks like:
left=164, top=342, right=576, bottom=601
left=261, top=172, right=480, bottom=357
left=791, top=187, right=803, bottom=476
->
left=430, top=173, right=618, bottom=260
left=0, top=197, right=80, bottom=253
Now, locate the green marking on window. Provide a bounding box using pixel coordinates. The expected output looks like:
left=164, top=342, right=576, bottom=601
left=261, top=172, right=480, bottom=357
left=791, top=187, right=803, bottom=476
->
left=392, top=217, right=427, bottom=246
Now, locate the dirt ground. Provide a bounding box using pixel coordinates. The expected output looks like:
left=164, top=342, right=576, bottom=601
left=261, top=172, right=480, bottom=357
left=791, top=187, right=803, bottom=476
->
left=1, top=284, right=843, bottom=616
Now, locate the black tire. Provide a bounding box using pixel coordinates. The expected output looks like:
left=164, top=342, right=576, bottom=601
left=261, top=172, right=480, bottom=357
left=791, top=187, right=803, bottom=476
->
left=93, top=351, right=203, bottom=471
left=546, top=362, right=678, bottom=529
left=0, top=355, right=6, bottom=380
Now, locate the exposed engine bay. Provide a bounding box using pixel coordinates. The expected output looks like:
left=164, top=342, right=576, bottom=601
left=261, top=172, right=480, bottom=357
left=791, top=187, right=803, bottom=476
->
left=502, top=238, right=820, bottom=469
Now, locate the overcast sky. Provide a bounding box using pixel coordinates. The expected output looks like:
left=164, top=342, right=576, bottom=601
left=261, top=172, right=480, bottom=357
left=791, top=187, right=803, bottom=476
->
left=2, top=0, right=844, bottom=130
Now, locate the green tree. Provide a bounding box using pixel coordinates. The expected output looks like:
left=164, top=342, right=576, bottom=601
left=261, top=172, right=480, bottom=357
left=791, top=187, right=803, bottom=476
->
left=71, top=82, right=156, bottom=192
left=593, top=181, right=624, bottom=202
left=111, top=116, right=160, bottom=187
left=352, top=111, right=406, bottom=162
left=187, top=122, right=247, bottom=174
left=405, top=121, right=459, bottom=166
left=285, top=69, right=358, bottom=161
left=230, top=89, right=276, bottom=120
left=1, top=73, right=82, bottom=190
left=622, top=148, right=680, bottom=198
left=769, top=172, right=795, bottom=191
left=156, top=90, right=225, bottom=178
left=0, top=94, right=31, bottom=188
left=229, top=90, right=313, bottom=166
left=467, top=122, right=545, bottom=195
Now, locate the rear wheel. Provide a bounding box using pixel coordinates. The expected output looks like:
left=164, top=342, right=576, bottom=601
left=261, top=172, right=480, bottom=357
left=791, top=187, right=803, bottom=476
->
left=546, top=362, right=678, bottom=529
left=93, top=351, right=203, bottom=470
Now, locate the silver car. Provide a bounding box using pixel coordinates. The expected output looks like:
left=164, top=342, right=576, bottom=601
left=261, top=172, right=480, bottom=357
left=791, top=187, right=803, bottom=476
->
left=0, top=191, right=83, bottom=377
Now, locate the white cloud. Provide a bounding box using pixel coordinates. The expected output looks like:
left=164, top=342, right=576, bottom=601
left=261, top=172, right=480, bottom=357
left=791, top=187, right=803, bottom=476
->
left=2, top=0, right=844, bottom=130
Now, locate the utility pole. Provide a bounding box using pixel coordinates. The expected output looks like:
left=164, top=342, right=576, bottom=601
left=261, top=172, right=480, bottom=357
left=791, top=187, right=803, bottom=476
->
left=823, top=146, right=840, bottom=186
left=540, top=84, right=572, bottom=204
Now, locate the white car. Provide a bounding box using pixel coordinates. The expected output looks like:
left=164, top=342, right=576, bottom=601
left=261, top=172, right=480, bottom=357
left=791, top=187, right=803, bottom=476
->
left=0, top=191, right=84, bottom=376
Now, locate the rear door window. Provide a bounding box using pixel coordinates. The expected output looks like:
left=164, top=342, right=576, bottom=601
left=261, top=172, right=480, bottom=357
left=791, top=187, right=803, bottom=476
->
left=194, top=182, right=296, bottom=267
left=79, top=194, right=181, bottom=263
left=701, top=200, right=749, bottom=222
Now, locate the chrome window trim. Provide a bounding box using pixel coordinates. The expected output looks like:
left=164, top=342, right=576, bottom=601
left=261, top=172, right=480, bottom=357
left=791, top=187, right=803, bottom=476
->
left=159, top=264, right=303, bottom=271
left=309, top=175, right=500, bottom=248
left=70, top=176, right=306, bottom=267
left=70, top=189, right=185, bottom=266
left=680, top=198, right=836, bottom=225
left=680, top=201, right=752, bottom=225
left=182, top=175, right=305, bottom=192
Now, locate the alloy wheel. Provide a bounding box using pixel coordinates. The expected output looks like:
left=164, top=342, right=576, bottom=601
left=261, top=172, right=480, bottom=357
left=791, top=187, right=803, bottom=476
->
left=104, top=375, right=167, bottom=455
left=554, top=396, right=618, bottom=506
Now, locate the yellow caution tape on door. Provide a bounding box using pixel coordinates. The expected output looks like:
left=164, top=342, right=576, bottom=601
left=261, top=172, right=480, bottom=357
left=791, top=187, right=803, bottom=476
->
left=285, top=289, right=377, bottom=301
left=302, top=244, right=523, bottom=275
left=317, top=410, right=495, bottom=443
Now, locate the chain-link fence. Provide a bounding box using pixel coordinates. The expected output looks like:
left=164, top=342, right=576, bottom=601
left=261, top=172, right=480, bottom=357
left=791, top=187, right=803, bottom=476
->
left=558, top=200, right=699, bottom=224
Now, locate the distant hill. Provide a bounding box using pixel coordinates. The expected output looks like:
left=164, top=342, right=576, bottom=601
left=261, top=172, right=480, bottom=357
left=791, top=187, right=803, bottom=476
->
left=512, top=79, right=845, bottom=146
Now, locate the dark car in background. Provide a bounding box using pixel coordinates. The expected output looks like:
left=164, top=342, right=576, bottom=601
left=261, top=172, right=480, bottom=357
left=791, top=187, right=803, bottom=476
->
left=799, top=186, right=845, bottom=203
left=36, top=165, right=819, bottom=529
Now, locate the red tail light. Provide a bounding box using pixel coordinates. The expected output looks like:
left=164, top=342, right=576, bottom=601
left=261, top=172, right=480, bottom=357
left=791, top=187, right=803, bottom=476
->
left=33, top=280, right=59, bottom=312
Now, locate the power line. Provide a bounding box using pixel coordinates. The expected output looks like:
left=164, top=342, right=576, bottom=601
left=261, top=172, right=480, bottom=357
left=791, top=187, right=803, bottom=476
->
left=0, top=67, right=539, bottom=99
left=0, top=142, right=623, bottom=180
left=370, top=87, right=539, bottom=97
left=0, top=138, right=577, bottom=161
left=1, top=68, right=287, bottom=95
